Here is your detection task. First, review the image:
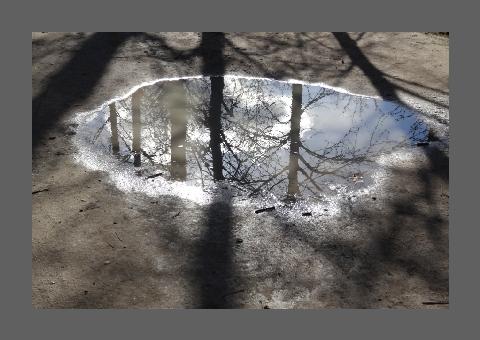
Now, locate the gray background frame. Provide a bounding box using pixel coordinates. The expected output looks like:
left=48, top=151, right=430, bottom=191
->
left=2, top=0, right=476, bottom=338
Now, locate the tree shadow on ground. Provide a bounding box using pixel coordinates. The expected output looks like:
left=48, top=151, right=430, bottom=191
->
left=33, top=32, right=448, bottom=308
left=142, top=32, right=238, bottom=308
left=33, top=33, right=135, bottom=150
left=32, top=31, right=448, bottom=151
left=332, top=32, right=448, bottom=126
left=190, top=33, right=239, bottom=308
left=272, top=144, right=448, bottom=308
left=193, top=195, right=237, bottom=308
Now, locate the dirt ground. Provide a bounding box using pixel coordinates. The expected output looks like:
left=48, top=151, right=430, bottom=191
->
left=32, top=32, right=449, bottom=308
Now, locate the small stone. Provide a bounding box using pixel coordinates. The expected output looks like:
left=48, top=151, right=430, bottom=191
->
left=79, top=209, right=84, bottom=212
left=263, top=305, right=270, bottom=309
left=372, top=197, right=377, bottom=201
left=84, top=290, right=88, bottom=295
left=104, top=260, right=111, bottom=265
left=416, top=142, right=429, bottom=147
left=50, top=281, right=56, bottom=285
left=235, top=238, right=243, bottom=244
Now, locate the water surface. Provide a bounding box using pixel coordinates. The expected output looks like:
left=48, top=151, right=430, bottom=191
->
left=72, top=76, right=428, bottom=212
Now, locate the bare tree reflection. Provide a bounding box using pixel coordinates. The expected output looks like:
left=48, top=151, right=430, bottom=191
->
left=287, top=84, right=303, bottom=200
left=166, top=81, right=189, bottom=180
left=217, top=79, right=334, bottom=199
left=91, top=77, right=427, bottom=200
left=132, top=88, right=143, bottom=167
left=208, top=77, right=225, bottom=181
left=109, top=103, right=120, bottom=155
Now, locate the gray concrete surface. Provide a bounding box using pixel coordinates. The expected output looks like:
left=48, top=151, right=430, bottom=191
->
left=32, top=32, right=449, bottom=308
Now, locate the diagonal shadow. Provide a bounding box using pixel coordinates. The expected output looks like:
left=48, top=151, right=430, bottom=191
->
left=32, top=33, right=135, bottom=150
left=333, top=32, right=400, bottom=101
left=332, top=32, right=448, bottom=109
left=271, top=142, right=449, bottom=308
left=333, top=32, right=448, bottom=140
left=262, top=76, right=449, bottom=307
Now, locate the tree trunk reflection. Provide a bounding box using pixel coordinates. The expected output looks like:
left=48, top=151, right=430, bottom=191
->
left=109, top=103, right=120, bottom=155
left=132, top=88, right=143, bottom=167
left=167, top=81, right=188, bottom=180
left=208, top=77, right=225, bottom=181
left=287, top=83, right=303, bottom=200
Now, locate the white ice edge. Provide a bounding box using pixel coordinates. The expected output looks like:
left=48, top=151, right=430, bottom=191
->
left=70, top=74, right=385, bottom=119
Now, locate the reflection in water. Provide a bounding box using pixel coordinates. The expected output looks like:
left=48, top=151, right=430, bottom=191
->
left=132, top=88, right=143, bottom=167
left=109, top=103, right=120, bottom=155
left=166, top=81, right=189, bottom=180
left=287, top=84, right=303, bottom=200
left=75, top=76, right=428, bottom=204
left=208, top=77, right=225, bottom=181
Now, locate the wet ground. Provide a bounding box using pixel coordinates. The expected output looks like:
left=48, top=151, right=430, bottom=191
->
left=32, top=33, right=449, bottom=308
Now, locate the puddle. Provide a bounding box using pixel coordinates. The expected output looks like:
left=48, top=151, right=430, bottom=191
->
left=72, top=75, right=428, bottom=215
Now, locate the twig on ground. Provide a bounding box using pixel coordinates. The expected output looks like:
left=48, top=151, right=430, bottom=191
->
left=145, top=173, right=163, bottom=180
left=422, top=301, right=448, bottom=305
left=32, top=188, right=49, bottom=194
left=255, top=206, right=275, bottom=214
left=114, top=232, right=123, bottom=243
